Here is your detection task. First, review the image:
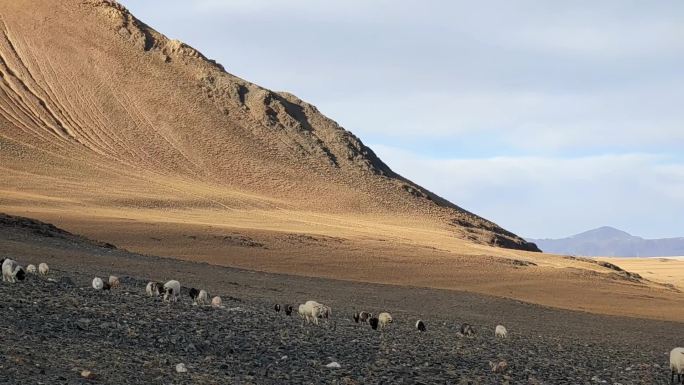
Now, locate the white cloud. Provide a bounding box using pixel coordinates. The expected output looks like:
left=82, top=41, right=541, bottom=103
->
left=373, top=145, right=684, bottom=239
left=119, top=0, right=684, bottom=238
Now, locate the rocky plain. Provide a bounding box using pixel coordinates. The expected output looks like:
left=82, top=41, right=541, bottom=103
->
left=1, top=214, right=683, bottom=384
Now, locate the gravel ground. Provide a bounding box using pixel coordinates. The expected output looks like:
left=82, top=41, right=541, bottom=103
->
left=1, top=214, right=683, bottom=384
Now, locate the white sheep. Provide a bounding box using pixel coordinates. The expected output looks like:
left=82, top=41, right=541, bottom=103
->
left=300, top=300, right=331, bottom=325
left=146, top=281, right=163, bottom=297
left=378, top=312, right=393, bottom=329
left=38, top=263, right=49, bottom=276
left=2, top=259, right=26, bottom=283
left=211, top=296, right=222, bottom=308
left=92, top=277, right=104, bottom=290
left=163, top=280, right=181, bottom=302
left=197, top=290, right=208, bottom=305
left=27, top=264, right=37, bottom=274
left=108, top=275, right=120, bottom=288
left=495, top=325, right=508, bottom=338
left=670, top=347, right=684, bottom=384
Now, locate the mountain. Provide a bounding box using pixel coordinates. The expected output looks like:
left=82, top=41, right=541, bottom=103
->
left=528, top=226, right=684, bottom=257
left=0, top=0, right=537, bottom=253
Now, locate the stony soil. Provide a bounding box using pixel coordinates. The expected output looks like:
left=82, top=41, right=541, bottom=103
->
left=0, top=266, right=680, bottom=385
left=1, top=216, right=683, bottom=384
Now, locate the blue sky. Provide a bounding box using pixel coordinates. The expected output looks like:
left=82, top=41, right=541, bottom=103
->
left=120, top=0, right=684, bottom=239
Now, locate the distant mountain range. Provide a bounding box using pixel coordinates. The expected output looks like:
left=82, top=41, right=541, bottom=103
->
left=527, top=227, right=684, bottom=257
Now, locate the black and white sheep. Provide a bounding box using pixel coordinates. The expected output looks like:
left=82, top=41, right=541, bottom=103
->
left=163, top=280, right=181, bottom=302
left=670, top=347, right=684, bottom=384
left=416, top=319, right=426, bottom=332
left=189, top=288, right=200, bottom=302
left=460, top=323, right=475, bottom=337
left=358, top=311, right=372, bottom=323
left=38, top=263, right=49, bottom=276
left=284, top=304, right=293, bottom=316
left=274, top=304, right=281, bottom=312
left=146, top=281, right=163, bottom=297
left=92, top=277, right=111, bottom=291
left=2, top=259, right=26, bottom=283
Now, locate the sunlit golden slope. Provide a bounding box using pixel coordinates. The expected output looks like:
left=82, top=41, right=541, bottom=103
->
left=0, top=0, right=535, bottom=251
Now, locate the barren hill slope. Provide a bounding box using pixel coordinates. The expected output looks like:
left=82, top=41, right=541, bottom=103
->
left=0, top=0, right=535, bottom=252
left=4, top=1, right=684, bottom=320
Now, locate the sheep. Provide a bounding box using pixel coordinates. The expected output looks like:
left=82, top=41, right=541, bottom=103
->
left=197, top=290, right=208, bottom=305
left=416, top=319, right=426, bottom=332
left=284, top=304, right=293, bottom=316
left=274, top=304, right=281, bottom=312
left=298, top=301, right=330, bottom=325
left=670, top=347, right=684, bottom=384
left=359, top=311, right=372, bottom=323
left=108, top=275, right=120, bottom=289
left=369, top=317, right=379, bottom=330
left=495, top=325, right=508, bottom=338
left=38, top=263, right=49, bottom=276
left=27, top=264, right=37, bottom=274
left=189, top=288, right=200, bottom=302
left=92, top=277, right=110, bottom=291
left=378, top=312, right=393, bottom=329
left=211, top=296, right=222, bottom=308
left=353, top=312, right=360, bottom=323
left=146, top=281, right=163, bottom=297
left=2, top=259, right=26, bottom=283
left=163, top=280, right=181, bottom=302
left=459, top=323, right=475, bottom=337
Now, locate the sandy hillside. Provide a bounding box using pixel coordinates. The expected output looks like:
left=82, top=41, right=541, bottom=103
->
left=0, top=0, right=683, bottom=321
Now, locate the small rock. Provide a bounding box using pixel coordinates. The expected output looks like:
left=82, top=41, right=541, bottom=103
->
left=489, top=360, right=508, bottom=373
left=326, top=362, right=341, bottom=369
left=176, top=363, right=188, bottom=373
left=81, top=370, right=95, bottom=379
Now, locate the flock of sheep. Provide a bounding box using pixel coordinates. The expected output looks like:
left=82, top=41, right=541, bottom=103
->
left=3, top=257, right=684, bottom=382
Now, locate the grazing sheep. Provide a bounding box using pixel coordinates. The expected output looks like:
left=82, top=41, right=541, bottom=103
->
left=163, top=280, right=181, bottom=302
left=359, top=311, right=372, bottom=323
left=146, top=281, right=163, bottom=297
left=274, top=304, right=281, bottom=312
left=495, top=325, right=508, bottom=338
left=27, top=264, right=37, bottom=274
left=211, top=296, right=222, bottom=308
left=378, top=312, right=393, bottom=329
left=189, top=288, right=200, bottom=302
left=670, top=347, right=684, bottom=384
left=416, top=320, right=426, bottom=332
left=298, top=301, right=328, bottom=325
left=92, top=277, right=104, bottom=290
left=38, top=263, right=49, bottom=276
left=460, top=323, right=475, bottom=337
left=353, top=312, right=360, bottom=323
left=369, top=317, right=379, bottom=330
left=2, top=259, right=26, bottom=283
left=197, top=290, right=208, bottom=305
left=284, top=304, right=293, bottom=316
left=108, top=275, right=120, bottom=289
